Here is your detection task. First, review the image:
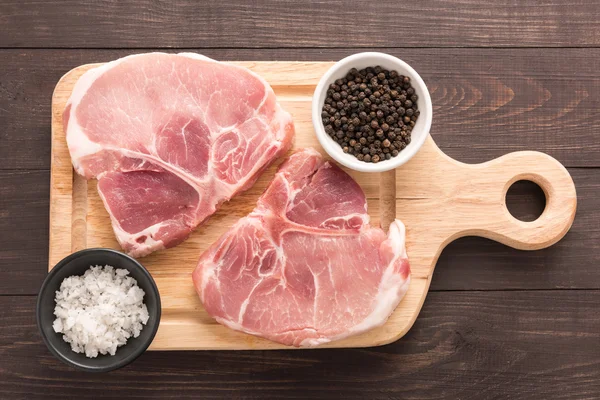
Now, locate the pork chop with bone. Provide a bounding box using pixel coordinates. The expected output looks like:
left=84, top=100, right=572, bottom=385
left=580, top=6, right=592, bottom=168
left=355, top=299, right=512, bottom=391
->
left=193, top=149, right=411, bottom=347
left=64, top=52, right=294, bottom=257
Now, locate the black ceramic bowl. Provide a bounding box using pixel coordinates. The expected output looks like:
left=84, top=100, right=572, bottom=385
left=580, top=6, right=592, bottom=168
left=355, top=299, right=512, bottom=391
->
left=37, top=248, right=161, bottom=372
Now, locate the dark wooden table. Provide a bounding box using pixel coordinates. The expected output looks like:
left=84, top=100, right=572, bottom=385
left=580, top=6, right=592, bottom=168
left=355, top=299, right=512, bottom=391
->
left=1, top=1, right=599, bottom=399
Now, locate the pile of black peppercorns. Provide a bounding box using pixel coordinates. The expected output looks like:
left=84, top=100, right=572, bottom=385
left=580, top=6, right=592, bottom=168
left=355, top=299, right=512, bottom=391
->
left=321, top=66, right=419, bottom=163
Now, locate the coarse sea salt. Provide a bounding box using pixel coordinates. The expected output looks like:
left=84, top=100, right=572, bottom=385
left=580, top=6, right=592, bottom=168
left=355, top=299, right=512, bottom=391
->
left=53, top=265, right=149, bottom=358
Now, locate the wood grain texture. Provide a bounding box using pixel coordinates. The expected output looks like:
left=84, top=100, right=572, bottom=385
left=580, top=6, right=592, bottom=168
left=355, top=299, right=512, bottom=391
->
left=2, top=293, right=599, bottom=399
left=0, top=170, right=49, bottom=295
left=3, top=48, right=600, bottom=171
left=49, top=60, right=575, bottom=350
left=0, top=1, right=597, bottom=397
left=2, top=0, right=600, bottom=48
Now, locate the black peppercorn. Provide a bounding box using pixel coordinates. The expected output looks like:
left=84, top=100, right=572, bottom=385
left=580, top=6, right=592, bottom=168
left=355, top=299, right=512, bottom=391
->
left=321, top=66, right=419, bottom=163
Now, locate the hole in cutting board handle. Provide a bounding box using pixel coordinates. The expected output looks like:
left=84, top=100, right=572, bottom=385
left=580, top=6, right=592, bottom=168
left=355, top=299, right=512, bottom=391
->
left=505, top=180, right=546, bottom=222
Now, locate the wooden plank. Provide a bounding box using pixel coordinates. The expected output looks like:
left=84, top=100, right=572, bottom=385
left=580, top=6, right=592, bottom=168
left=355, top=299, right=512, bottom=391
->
left=2, top=48, right=600, bottom=171
left=2, top=292, right=599, bottom=398
left=1, top=167, right=598, bottom=296
left=0, top=170, right=49, bottom=295
left=2, top=1, right=600, bottom=48
left=0, top=167, right=596, bottom=298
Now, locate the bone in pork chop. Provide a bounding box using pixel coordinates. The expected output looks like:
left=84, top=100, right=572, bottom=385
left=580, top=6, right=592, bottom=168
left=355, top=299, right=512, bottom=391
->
left=64, top=53, right=294, bottom=257
left=193, top=149, right=410, bottom=347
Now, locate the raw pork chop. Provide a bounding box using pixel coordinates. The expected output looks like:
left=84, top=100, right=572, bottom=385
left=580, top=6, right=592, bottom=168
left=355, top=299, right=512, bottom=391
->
left=193, top=149, right=410, bottom=347
left=64, top=53, right=294, bottom=257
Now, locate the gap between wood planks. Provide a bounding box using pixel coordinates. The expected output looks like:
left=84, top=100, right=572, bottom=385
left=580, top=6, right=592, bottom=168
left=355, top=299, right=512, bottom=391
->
left=6, top=46, right=600, bottom=51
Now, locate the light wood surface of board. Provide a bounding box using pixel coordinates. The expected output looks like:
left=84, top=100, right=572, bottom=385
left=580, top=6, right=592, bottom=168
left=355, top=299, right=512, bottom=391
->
left=49, top=61, right=577, bottom=350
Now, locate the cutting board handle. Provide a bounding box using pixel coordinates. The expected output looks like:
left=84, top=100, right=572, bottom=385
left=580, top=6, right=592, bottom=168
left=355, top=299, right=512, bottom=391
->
left=452, top=150, right=577, bottom=250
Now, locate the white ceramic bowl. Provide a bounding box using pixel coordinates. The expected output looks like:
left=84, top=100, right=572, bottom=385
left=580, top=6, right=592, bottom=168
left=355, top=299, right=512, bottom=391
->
left=312, top=52, right=432, bottom=172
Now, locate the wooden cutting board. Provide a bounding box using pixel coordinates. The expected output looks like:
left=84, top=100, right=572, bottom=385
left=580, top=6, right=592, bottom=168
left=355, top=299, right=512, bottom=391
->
left=49, top=61, right=577, bottom=350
